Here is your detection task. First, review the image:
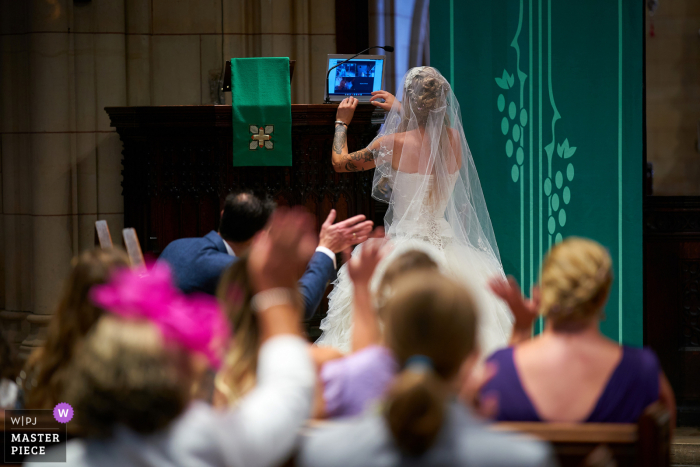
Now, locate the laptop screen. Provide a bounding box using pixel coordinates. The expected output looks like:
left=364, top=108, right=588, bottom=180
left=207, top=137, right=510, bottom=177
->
left=326, top=55, right=385, bottom=100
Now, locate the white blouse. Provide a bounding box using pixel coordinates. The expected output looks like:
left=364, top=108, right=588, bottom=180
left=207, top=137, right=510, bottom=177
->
left=28, top=334, right=315, bottom=467
left=299, top=401, right=557, bottom=467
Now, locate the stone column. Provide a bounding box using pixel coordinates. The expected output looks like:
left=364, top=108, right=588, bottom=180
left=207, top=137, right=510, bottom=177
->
left=20, top=0, right=75, bottom=360
left=94, top=0, right=126, bottom=246
left=0, top=1, right=32, bottom=353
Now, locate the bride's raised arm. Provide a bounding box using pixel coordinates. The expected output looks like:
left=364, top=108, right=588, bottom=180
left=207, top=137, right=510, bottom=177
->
left=331, top=97, right=380, bottom=173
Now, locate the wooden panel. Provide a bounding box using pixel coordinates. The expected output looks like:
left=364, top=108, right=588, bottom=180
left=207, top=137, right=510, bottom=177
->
left=493, top=404, right=670, bottom=467
left=493, top=422, right=637, bottom=443
left=644, top=196, right=700, bottom=425
left=106, top=104, right=384, bottom=337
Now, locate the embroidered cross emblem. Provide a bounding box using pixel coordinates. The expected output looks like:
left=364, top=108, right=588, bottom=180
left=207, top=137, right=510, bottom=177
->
left=249, top=125, right=274, bottom=150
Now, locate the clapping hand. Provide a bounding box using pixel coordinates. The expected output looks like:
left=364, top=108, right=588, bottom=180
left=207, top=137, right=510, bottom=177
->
left=488, top=275, right=540, bottom=340
left=369, top=90, right=398, bottom=111
left=319, top=209, right=376, bottom=254
left=343, top=236, right=390, bottom=286
left=248, top=207, right=317, bottom=292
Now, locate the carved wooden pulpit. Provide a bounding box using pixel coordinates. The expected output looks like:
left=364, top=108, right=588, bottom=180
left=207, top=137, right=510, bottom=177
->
left=105, top=104, right=385, bottom=337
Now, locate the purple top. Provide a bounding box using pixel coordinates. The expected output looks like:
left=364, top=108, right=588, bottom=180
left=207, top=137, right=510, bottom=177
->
left=321, top=345, right=398, bottom=418
left=481, top=346, right=661, bottom=423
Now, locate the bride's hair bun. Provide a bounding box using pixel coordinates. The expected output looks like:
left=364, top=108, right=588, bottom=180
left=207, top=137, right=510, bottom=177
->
left=405, top=67, right=449, bottom=123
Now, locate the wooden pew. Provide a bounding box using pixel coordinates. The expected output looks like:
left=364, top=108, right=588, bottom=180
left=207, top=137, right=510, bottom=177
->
left=493, top=403, right=670, bottom=467
left=95, top=221, right=145, bottom=269
left=122, top=228, right=145, bottom=268
left=94, top=220, right=113, bottom=249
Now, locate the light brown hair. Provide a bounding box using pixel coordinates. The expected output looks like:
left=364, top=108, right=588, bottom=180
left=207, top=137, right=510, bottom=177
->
left=377, top=249, right=439, bottom=310
left=65, top=316, right=193, bottom=437
left=540, top=237, right=613, bottom=329
left=214, top=257, right=258, bottom=405
left=24, top=247, right=130, bottom=409
left=383, top=271, right=478, bottom=456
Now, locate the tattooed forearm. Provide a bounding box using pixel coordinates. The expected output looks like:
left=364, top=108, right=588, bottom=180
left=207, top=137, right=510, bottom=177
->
left=337, top=148, right=376, bottom=172
left=345, top=161, right=361, bottom=172
left=349, top=148, right=376, bottom=164
left=333, top=125, right=347, bottom=155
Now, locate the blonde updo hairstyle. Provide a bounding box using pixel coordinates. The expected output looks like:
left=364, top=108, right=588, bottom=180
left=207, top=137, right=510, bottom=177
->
left=403, top=67, right=450, bottom=127
left=383, top=271, right=478, bottom=457
left=540, top=237, right=613, bottom=329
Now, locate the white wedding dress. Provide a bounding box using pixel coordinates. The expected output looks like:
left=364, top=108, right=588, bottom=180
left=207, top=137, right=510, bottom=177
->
left=316, top=67, right=513, bottom=357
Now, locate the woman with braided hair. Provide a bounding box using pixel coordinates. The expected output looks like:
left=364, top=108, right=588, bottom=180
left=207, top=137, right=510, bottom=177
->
left=483, top=237, right=676, bottom=425
left=319, top=66, right=513, bottom=358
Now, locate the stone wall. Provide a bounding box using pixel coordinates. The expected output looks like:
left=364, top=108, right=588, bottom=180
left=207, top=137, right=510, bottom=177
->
left=0, top=0, right=335, bottom=358
left=646, top=0, right=700, bottom=195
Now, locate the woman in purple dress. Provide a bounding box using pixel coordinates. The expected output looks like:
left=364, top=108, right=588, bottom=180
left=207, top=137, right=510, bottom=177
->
left=482, top=237, right=676, bottom=425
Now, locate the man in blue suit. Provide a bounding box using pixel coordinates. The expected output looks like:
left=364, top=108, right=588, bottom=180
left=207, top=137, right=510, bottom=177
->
left=159, top=191, right=374, bottom=320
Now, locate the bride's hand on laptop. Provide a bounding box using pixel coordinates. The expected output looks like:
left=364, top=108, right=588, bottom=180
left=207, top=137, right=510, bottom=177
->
left=336, top=97, right=358, bottom=126
left=370, top=90, right=397, bottom=111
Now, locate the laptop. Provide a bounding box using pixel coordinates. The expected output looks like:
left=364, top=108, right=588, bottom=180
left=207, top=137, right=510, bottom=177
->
left=325, top=54, right=386, bottom=103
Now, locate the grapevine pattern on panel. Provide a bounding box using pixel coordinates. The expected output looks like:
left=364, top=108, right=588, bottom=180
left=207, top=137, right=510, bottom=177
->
left=494, top=0, right=576, bottom=260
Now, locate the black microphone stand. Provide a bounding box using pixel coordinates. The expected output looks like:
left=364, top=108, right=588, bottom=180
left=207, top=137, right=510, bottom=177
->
left=324, top=45, right=394, bottom=103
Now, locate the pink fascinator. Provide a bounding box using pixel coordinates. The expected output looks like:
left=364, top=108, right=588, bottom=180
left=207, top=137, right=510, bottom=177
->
left=90, top=262, right=230, bottom=368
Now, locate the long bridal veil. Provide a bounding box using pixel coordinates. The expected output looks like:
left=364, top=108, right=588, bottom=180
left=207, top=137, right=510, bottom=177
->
left=372, top=66, right=502, bottom=264
left=317, top=67, right=512, bottom=355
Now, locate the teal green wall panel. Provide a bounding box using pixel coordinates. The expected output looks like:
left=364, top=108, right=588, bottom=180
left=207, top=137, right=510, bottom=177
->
left=430, top=0, right=643, bottom=345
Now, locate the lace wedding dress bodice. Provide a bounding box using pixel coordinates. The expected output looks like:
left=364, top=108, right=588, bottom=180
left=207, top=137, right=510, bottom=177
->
left=390, top=170, right=460, bottom=247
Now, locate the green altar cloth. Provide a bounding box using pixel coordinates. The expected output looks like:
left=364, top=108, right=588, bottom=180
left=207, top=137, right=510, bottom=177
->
left=231, top=57, right=292, bottom=167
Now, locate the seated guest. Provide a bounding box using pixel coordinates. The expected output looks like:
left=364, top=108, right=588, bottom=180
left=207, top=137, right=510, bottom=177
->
left=317, top=246, right=441, bottom=419
left=159, top=191, right=373, bottom=319
left=299, top=272, right=556, bottom=467
left=213, top=255, right=272, bottom=406
left=22, top=248, right=130, bottom=410
left=483, top=237, right=676, bottom=425
left=28, top=208, right=319, bottom=467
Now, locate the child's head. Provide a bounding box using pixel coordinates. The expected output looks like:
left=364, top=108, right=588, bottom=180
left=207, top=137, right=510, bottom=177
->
left=24, top=247, right=130, bottom=409
left=377, top=249, right=439, bottom=311
left=382, top=271, right=478, bottom=456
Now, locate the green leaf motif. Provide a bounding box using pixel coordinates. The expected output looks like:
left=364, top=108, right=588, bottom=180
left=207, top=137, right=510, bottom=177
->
left=557, top=138, right=577, bottom=159
left=495, top=69, right=514, bottom=90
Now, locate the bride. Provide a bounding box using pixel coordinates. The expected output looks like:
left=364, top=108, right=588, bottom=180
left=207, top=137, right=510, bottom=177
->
left=317, top=66, right=513, bottom=357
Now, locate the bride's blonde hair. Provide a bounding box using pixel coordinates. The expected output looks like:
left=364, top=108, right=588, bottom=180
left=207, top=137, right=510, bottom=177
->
left=404, top=67, right=450, bottom=125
